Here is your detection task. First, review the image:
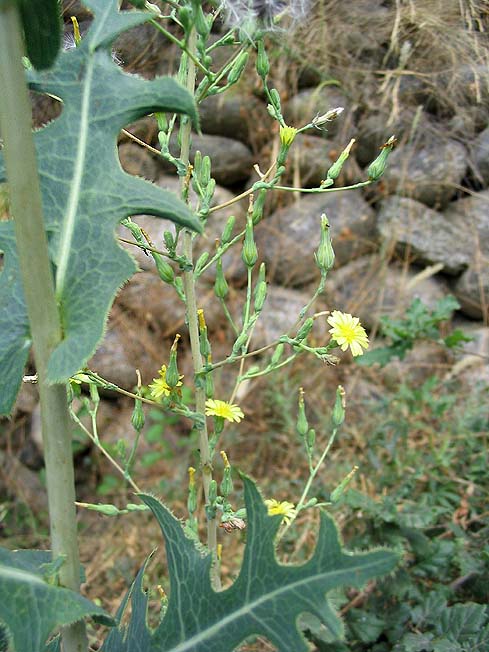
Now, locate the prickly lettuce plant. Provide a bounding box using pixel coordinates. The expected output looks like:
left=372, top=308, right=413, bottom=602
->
left=0, top=1, right=400, bottom=651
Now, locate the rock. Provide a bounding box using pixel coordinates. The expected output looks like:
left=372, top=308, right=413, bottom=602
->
left=249, top=284, right=327, bottom=350
left=199, top=92, right=271, bottom=150
left=283, top=87, right=351, bottom=138
left=119, top=116, right=159, bottom=147
left=286, top=134, right=363, bottom=188
left=376, top=196, right=473, bottom=275
left=88, top=311, right=161, bottom=391
left=255, top=191, right=376, bottom=286
left=453, top=265, right=489, bottom=321
left=380, top=139, right=468, bottom=208
left=117, top=271, right=223, bottom=336
left=382, top=341, right=449, bottom=385
left=470, top=127, right=489, bottom=187
left=325, top=255, right=450, bottom=330
left=444, top=189, right=489, bottom=274
left=113, top=21, right=169, bottom=78
left=12, top=380, right=39, bottom=415
left=159, top=133, right=254, bottom=186
left=118, top=142, right=161, bottom=181
left=30, top=92, right=62, bottom=129
left=354, top=109, right=435, bottom=168
left=0, top=450, right=48, bottom=514
left=447, top=323, right=489, bottom=387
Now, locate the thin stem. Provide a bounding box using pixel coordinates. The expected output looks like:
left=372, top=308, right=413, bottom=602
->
left=0, top=5, right=86, bottom=651
left=273, top=180, right=373, bottom=193
left=208, top=163, right=276, bottom=214
left=149, top=18, right=212, bottom=77
left=179, top=28, right=220, bottom=588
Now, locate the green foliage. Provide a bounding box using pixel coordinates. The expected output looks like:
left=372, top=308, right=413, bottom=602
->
left=0, top=548, right=114, bottom=652
left=357, top=296, right=471, bottom=367
left=0, top=0, right=202, bottom=415
left=101, top=476, right=399, bottom=652
left=17, top=0, right=61, bottom=70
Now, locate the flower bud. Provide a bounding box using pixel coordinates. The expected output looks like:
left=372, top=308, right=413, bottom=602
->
left=332, top=385, right=346, bottom=427
left=220, top=466, right=233, bottom=497
left=154, top=254, right=175, bottom=284
left=270, top=343, right=284, bottom=366
left=232, top=330, right=248, bottom=354
left=295, top=317, right=314, bottom=342
left=165, top=335, right=181, bottom=388
left=194, top=4, right=210, bottom=37
left=251, top=188, right=267, bottom=224
left=201, top=155, right=212, bottom=188
left=187, top=467, right=197, bottom=514
left=178, top=5, right=192, bottom=31
left=326, top=138, right=355, bottom=181
left=296, top=388, right=308, bottom=437
left=227, top=51, right=249, bottom=85
left=163, top=230, right=175, bottom=252
left=256, top=40, right=270, bottom=78
left=214, top=257, right=229, bottom=299
left=205, top=371, right=214, bottom=398
left=208, top=479, right=218, bottom=504
left=254, top=281, right=267, bottom=313
left=131, top=398, right=145, bottom=433
left=311, top=107, right=344, bottom=128
left=330, top=465, right=358, bottom=503
left=314, top=214, right=335, bottom=273
left=367, top=135, right=396, bottom=181
left=221, top=215, right=235, bottom=244
left=241, top=216, right=258, bottom=268
left=195, top=251, right=209, bottom=275
left=269, top=88, right=282, bottom=113
left=307, top=427, right=316, bottom=451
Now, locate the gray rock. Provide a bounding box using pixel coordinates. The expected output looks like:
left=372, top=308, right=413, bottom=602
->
left=287, top=134, right=363, bottom=188
left=249, top=284, right=327, bottom=350
left=117, top=271, right=223, bottom=336
left=255, top=191, right=376, bottom=287
left=377, top=196, right=473, bottom=275
left=453, top=265, right=489, bottom=321
left=113, top=21, right=168, bottom=78
left=381, top=139, right=468, bottom=208
left=118, top=142, right=161, bottom=181
left=199, top=92, right=271, bottom=150
left=119, top=116, right=159, bottom=147
left=283, top=87, right=350, bottom=138
left=447, top=322, right=489, bottom=387
left=325, top=255, right=450, bottom=330
left=159, top=133, right=254, bottom=186
left=471, top=127, right=489, bottom=187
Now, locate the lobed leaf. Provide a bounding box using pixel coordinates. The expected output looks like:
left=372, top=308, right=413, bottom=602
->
left=102, top=475, right=399, bottom=652
left=0, top=0, right=201, bottom=415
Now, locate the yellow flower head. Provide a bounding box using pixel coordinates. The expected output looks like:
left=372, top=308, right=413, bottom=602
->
left=264, top=499, right=297, bottom=524
left=149, top=364, right=183, bottom=399
left=279, top=124, right=298, bottom=147
left=205, top=399, right=244, bottom=423
left=327, top=310, right=369, bottom=357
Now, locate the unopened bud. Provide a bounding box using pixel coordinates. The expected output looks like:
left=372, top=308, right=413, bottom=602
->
left=221, top=215, right=235, bottom=244
left=270, top=343, right=284, bottom=366
left=131, top=398, right=145, bottom=432
left=296, top=387, right=308, bottom=437
left=296, top=317, right=314, bottom=342
left=214, top=257, right=229, bottom=299
left=330, top=465, right=358, bottom=503
left=326, top=138, right=355, bottom=181
left=332, top=385, right=346, bottom=426
left=314, top=214, right=335, bottom=273
left=367, top=135, right=396, bottom=181
left=256, top=40, right=270, bottom=78
left=165, top=335, right=181, bottom=388
left=227, top=51, right=249, bottom=85
left=154, top=254, right=175, bottom=284
left=242, top=216, right=258, bottom=268
left=312, top=107, right=344, bottom=128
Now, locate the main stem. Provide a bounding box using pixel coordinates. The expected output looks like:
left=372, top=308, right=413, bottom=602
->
left=0, top=5, right=87, bottom=651
left=179, top=31, right=220, bottom=588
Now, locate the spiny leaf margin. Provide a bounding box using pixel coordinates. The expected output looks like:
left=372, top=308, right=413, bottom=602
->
left=101, top=474, right=400, bottom=652
left=0, top=0, right=201, bottom=414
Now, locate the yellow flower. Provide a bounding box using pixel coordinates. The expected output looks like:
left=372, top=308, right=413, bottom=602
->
left=327, top=310, right=369, bottom=357
left=205, top=399, right=244, bottom=423
left=279, top=124, right=298, bottom=147
left=149, top=364, right=182, bottom=399
left=264, top=499, right=297, bottom=524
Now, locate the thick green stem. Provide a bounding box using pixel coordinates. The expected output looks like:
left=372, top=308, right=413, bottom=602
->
left=179, top=29, right=220, bottom=588
left=0, top=5, right=87, bottom=651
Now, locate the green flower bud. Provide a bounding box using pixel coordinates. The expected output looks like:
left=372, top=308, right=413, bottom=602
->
left=296, top=388, right=308, bottom=437
left=314, top=214, right=335, bottom=273
left=201, top=155, right=212, bottom=188
left=221, top=215, right=235, bottom=244
left=307, top=427, right=316, bottom=451
left=232, top=330, right=249, bottom=354
left=178, top=5, right=193, bottom=32
left=220, top=466, right=233, bottom=497
left=270, top=343, right=284, bottom=366
left=332, top=385, right=346, bottom=427
left=205, top=371, right=214, bottom=398
left=252, top=188, right=267, bottom=224
left=195, top=251, right=210, bottom=275
left=330, top=465, right=358, bottom=503
left=326, top=138, right=355, bottom=181
left=214, top=257, right=229, bottom=299
left=227, top=51, right=249, bottom=86
left=269, top=88, right=282, bottom=113
left=208, top=479, right=218, bottom=504
left=194, top=4, right=209, bottom=36
left=242, top=216, right=258, bottom=268
left=199, top=325, right=212, bottom=359
left=131, top=398, right=145, bottom=433
left=163, top=230, right=175, bottom=252
left=367, top=135, right=396, bottom=181
left=256, top=40, right=270, bottom=78
left=254, top=280, right=267, bottom=313
left=296, top=317, right=314, bottom=342
left=165, top=335, right=181, bottom=388
left=156, top=112, right=168, bottom=132
left=187, top=467, right=197, bottom=514
left=154, top=254, right=175, bottom=284
left=96, top=503, right=120, bottom=517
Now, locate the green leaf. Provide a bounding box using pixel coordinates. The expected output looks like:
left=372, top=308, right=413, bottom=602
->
left=102, top=475, right=399, bottom=652
left=0, top=0, right=202, bottom=414
left=0, top=547, right=114, bottom=652
left=443, top=329, right=473, bottom=348
left=18, top=0, right=62, bottom=70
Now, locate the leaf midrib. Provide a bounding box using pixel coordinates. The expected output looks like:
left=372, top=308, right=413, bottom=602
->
left=157, top=555, right=391, bottom=652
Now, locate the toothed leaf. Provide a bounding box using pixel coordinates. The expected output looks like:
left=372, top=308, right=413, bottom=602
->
left=101, top=475, right=399, bottom=652
left=0, top=0, right=201, bottom=414
left=0, top=547, right=114, bottom=652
